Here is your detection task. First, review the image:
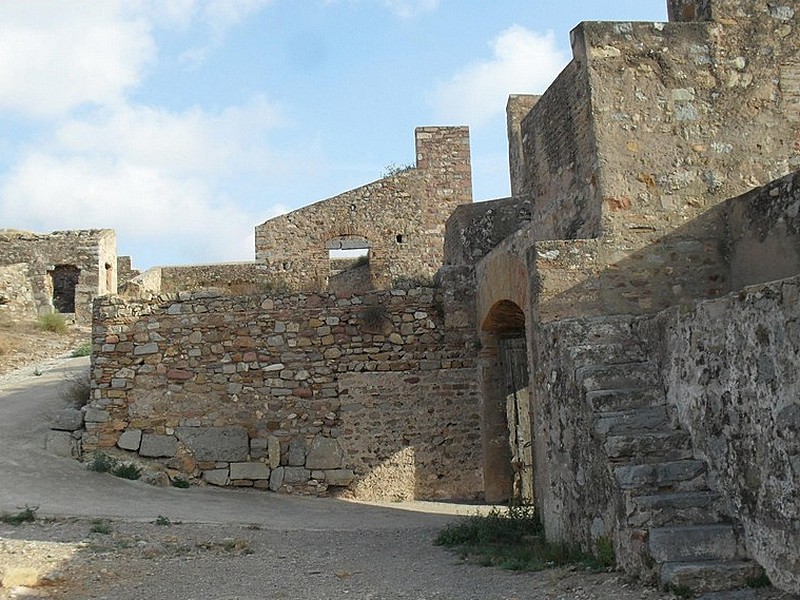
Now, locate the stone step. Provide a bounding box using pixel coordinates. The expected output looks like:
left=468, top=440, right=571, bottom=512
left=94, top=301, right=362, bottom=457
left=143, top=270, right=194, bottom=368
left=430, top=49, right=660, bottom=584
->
left=626, top=491, right=724, bottom=528
left=568, top=342, right=647, bottom=367
left=614, top=459, right=707, bottom=491
left=595, top=405, right=676, bottom=436
left=586, top=387, right=665, bottom=412
left=660, top=560, right=764, bottom=594
left=605, top=430, right=693, bottom=463
left=577, top=362, right=658, bottom=392
left=649, top=525, right=738, bottom=563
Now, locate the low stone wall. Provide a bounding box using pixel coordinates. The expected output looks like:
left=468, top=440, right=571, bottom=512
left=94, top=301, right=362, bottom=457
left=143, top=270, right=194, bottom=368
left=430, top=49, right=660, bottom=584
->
left=160, top=263, right=269, bottom=294
left=0, top=263, right=37, bottom=321
left=653, top=275, right=800, bottom=593
left=727, top=171, right=800, bottom=291
left=87, top=288, right=482, bottom=501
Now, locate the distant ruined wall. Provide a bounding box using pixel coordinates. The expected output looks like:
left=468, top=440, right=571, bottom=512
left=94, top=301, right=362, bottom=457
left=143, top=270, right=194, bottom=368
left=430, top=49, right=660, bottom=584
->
left=0, top=229, right=116, bottom=323
left=0, top=264, right=37, bottom=321
left=87, top=288, right=482, bottom=501
left=255, top=127, right=472, bottom=291
left=159, top=263, right=270, bottom=294
left=644, top=274, right=800, bottom=594
left=117, top=256, right=140, bottom=288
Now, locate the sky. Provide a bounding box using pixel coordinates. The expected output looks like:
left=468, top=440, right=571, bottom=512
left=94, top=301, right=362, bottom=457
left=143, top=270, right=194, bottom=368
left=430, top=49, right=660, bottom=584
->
left=0, top=0, right=667, bottom=270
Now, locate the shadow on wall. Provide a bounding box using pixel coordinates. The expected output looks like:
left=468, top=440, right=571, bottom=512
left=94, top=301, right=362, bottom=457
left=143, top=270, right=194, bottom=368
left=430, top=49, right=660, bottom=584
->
left=523, top=172, right=800, bottom=592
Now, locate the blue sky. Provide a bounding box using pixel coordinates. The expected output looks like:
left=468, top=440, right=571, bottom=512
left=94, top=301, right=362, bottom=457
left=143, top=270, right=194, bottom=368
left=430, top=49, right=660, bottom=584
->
left=0, top=1, right=666, bottom=269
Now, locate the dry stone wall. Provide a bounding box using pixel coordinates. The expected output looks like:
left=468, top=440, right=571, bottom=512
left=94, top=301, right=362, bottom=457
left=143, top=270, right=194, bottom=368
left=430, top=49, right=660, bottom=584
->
left=255, top=127, right=472, bottom=292
left=0, top=229, right=117, bottom=323
left=648, top=274, right=800, bottom=593
left=0, top=264, right=37, bottom=321
left=87, top=288, right=482, bottom=501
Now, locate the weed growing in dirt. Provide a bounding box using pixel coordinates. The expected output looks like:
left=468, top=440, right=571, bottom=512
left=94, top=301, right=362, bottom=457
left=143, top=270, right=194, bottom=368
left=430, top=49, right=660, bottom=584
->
left=435, top=504, right=615, bottom=573
left=87, top=452, right=116, bottom=473
left=747, top=572, right=771, bottom=588
left=0, top=505, right=38, bottom=525
left=154, top=515, right=172, bottom=526
left=90, top=520, right=112, bottom=534
left=71, top=343, right=92, bottom=357
left=111, top=462, right=141, bottom=480
left=37, top=313, right=67, bottom=334
left=171, top=477, right=191, bottom=489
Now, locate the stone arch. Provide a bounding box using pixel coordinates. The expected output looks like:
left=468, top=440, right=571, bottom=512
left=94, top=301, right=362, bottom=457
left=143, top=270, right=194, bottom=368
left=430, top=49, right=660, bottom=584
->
left=475, top=247, right=534, bottom=504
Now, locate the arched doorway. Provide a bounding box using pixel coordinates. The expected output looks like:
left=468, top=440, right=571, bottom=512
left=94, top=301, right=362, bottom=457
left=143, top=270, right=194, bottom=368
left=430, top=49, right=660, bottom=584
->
left=480, top=299, right=534, bottom=504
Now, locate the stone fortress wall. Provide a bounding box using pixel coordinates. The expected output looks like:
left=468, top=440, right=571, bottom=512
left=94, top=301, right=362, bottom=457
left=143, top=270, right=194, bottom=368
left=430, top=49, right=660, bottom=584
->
left=254, top=127, right=473, bottom=291
left=0, top=229, right=117, bottom=323
left=0, top=263, right=37, bottom=321
left=448, top=0, right=800, bottom=593
left=87, top=287, right=482, bottom=501
left=33, top=0, right=799, bottom=594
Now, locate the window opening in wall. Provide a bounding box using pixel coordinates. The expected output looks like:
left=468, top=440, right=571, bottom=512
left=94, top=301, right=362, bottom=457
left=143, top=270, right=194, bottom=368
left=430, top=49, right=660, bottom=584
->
left=104, top=262, right=113, bottom=293
left=327, top=235, right=372, bottom=294
left=396, top=234, right=404, bottom=243
left=50, top=265, right=80, bottom=313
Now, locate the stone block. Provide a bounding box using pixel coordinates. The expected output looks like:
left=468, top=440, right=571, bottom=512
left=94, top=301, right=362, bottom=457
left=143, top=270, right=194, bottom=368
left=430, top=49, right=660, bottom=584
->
left=230, top=462, right=270, bottom=480
left=283, top=466, right=310, bottom=485
left=287, top=438, right=307, bottom=466
left=83, top=407, right=109, bottom=423
left=649, top=525, right=737, bottom=563
left=117, top=429, right=143, bottom=451
left=46, top=431, right=76, bottom=457
left=176, top=426, right=249, bottom=462
left=202, top=468, right=229, bottom=486
left=306, top=436, right=344, bottom=469
left=139, top=434, right=178, bottom=458
left=268, top=435, right=281, bottom=468
left=325, top=469, right=355, bottom=486
left=269, top=466, right=285, bottom=491
left=50, top=408, right=84, bottom=431
left=249, top=437, right=267, bottom=459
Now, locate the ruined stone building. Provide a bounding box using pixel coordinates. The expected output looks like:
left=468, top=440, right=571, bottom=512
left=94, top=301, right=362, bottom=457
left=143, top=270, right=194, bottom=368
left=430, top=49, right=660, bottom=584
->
left=0, top=229, right=118, bottom=324
left=81, top=0, right=799, bottom=595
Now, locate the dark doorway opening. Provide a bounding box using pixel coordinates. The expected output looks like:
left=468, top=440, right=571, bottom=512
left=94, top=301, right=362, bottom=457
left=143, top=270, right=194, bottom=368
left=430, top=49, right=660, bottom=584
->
left=51, top=265, right=80, bottom=313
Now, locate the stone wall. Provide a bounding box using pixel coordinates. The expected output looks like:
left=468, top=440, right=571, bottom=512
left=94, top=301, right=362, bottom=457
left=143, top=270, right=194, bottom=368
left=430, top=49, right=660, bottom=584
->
left=505, top=7, right=800, bottom=320
left=0, top=263, right=37, bottom=322
left=726, top=170, right=800, bottom=291
left=0, top=229, right=117, bottom=323
left=117, top=256, right=140, bottom=288
left=255, top=127, right=472, bottom=291
left=649, top=274, right=800, bottom=593
left=87, top=288, right=482, bottom=501
left=160, top=263, right=271, bottom=294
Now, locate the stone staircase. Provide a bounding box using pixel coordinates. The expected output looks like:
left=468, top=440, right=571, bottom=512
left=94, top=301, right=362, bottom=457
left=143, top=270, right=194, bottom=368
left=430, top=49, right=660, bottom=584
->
left=569, top=319, right=763, bottom=595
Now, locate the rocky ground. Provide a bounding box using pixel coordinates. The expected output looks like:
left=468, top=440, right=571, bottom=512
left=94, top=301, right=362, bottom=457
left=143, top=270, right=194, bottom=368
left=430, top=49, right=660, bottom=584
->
left=0, top=323, right=796, bottom=600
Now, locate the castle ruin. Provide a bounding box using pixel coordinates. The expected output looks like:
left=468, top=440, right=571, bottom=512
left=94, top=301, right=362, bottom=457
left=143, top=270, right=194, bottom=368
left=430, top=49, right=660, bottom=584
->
left=51, top=0, right=800, bottom=594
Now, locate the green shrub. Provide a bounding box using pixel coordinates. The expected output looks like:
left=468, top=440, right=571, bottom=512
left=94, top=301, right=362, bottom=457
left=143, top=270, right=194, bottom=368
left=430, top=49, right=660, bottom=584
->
left=0, top=505, right=38, bottom=525
left=71, top=343, right=92, bottom=357
left=154, top=515, right=172, bottom=526
left=90, top=519, right=112, bottom=534
left=111, top=462, right=141, bottom=480
left=37, top=313, right=67, bottom=334
left=171, top=477, right=191, bottom=489
left=87, top=452, right=117, bottom=473
left=435, top=504, right=612, bottom=573
left=747, top=572, right=771, bottom=588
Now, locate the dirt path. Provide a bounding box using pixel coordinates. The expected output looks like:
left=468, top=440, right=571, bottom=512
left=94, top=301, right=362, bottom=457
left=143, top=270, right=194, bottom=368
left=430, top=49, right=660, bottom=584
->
left=0, top=338, right=795, bottom=599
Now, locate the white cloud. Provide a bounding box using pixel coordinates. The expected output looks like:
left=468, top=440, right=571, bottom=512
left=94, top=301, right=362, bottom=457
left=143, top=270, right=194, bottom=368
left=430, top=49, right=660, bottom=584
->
left=431, top=25, right=568, bottom=129
left=0, top=151, right=255, bottom=264
left=0, top=96, right=290, bottom=265
left=322, top=0, right=438, bottom=18
left=0, top=2, right=155, bottom=118
left=382, top=0, right=439, bottom=18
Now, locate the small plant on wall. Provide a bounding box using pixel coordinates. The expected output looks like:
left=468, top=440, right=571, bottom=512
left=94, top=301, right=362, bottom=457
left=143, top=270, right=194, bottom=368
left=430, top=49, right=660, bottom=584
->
left=360, top=303, right=389, bottom=334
